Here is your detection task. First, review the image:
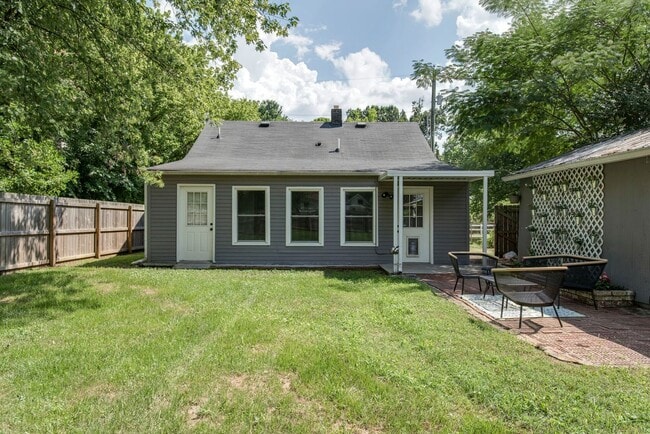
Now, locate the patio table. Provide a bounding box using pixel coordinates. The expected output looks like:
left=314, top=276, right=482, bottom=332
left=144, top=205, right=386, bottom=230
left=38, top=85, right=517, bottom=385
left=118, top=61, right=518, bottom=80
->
left=479, top=275, right=496, bottom=298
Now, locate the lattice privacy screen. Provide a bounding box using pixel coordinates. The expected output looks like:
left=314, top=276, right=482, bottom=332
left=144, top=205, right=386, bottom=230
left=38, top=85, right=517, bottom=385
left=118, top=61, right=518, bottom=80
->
left=527, top=165, right=604, bottom=258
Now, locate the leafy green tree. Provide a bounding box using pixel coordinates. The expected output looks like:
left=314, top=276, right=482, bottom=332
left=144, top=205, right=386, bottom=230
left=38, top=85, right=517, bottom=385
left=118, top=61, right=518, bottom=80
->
left=409, top=98, right=429, bottom=136
left=443, top=0, right=650, bottom=211
left=258, top=100, right=289, bottom=121
left=0, top=128, right=77, bottom=195
left=0, top=0, right=296, bottom=202
left=312, top=117, right=330, bottom=122
left=345, top=105, right=407, bottom=122
left=222, top=99, right=261, bottom=121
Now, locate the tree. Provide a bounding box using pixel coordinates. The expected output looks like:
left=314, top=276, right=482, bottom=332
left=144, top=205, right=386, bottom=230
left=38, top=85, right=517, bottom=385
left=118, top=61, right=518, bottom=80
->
left=409, top=98, right=429, bottom=136
left=0, top=0, right=297, bottom=201
left=222, top=99, right=261, bottom=121
left=258, top=100, right=289, bottom=121
left=345, top=105, right=407, bottom=122
left=442, top=0, right=650, bottom=211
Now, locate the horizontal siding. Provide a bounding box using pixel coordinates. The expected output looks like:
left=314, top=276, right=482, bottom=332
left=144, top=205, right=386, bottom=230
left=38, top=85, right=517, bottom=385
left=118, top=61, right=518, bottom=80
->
left=147, top=175, right=470, bottom=266
left=146, top=178, right=178, bottom=263
left=432, top=183, right=469, bottom=263
left=215, top=176, right=383, bottom=265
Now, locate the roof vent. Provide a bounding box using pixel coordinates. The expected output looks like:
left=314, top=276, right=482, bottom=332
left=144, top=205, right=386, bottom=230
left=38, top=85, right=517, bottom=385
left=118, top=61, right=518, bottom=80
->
left=355, top=122, right=367, bottom=128
left=259, top=121, right=270, bottom=127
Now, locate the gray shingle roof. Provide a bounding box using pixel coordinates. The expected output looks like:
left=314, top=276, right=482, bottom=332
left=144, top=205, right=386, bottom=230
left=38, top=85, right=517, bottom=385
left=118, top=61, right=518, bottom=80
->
left=150, top=121, right=458, bottom=174
left=503, top=129, right=650, bottom=181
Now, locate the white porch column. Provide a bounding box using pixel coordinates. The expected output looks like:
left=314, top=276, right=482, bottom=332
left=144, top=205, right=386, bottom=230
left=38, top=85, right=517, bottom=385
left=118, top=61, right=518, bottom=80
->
left=398, top=176, right=404, bottom=273
left=392, top=176, right=399, bottom=273
left=482, top=175, right=489, bottom=254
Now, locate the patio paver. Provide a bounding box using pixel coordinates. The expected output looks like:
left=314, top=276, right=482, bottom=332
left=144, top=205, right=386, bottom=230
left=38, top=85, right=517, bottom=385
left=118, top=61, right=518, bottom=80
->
left=419, top=273, right=650, bottom=367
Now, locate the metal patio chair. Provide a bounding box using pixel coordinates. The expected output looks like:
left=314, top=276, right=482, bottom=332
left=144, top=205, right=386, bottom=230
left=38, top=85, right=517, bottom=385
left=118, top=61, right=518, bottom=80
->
left=492, top=266, right=568, bottom=328
left=448, top=251, right=499, bottom=295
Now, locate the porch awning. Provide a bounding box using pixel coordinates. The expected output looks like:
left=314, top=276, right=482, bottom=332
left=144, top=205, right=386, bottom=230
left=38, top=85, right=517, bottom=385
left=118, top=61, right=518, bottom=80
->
left=384, top=169, right=494, bottom=274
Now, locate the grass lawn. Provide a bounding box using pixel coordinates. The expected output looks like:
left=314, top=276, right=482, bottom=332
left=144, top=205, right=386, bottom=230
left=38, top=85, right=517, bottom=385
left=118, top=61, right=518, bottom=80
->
left=1, top=254, right=648, bottom=433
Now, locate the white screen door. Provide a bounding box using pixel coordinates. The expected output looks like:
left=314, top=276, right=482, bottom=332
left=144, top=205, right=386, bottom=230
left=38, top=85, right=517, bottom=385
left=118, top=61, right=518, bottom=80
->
left=401, top=187, right=432, bottom=263
left=177, top=185, right=214, bottom=261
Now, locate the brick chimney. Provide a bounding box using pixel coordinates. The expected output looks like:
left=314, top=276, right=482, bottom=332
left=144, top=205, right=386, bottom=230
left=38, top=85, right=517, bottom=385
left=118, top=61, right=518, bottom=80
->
left=331, top=105, right=343, bottom=127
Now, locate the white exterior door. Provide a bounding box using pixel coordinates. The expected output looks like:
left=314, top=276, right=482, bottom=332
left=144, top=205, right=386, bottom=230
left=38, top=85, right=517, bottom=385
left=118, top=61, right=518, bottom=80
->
left=177, top=185, right=214, bottom=261
left=401, top=187, right=432, bottom=263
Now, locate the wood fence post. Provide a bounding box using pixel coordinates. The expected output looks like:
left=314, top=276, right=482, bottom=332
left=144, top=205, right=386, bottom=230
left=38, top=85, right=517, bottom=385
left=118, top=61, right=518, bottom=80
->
left=49, top=199, right=57, bottom=266
left=127, top=205, right=133, bottom=253
left=95, top=203, right=101, bottom=258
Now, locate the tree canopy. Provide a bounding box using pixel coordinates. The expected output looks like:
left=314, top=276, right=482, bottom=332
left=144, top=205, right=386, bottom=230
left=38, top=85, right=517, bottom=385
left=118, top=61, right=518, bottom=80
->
left=441, top=0, right=650, bottom=212
left=346, top=105, right=408, bottom=122
left=258, top=99, right=289, bottom=121
left=1, top=0, right=296, bottom=202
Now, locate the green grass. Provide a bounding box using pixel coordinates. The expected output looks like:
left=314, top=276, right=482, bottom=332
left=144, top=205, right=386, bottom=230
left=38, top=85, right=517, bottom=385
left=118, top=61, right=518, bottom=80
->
left=1, top=254, right=648, bottom=433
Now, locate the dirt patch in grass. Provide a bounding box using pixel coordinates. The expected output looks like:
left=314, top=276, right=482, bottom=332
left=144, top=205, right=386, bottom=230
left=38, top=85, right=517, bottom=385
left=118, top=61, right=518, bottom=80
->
left=225, top=371, right=295, bottom=395
left=95, top=282, right=117, bottom=294
left=0, top=295, right=25, bottom=304
left=331, top=420, right=384, bottom=434
left=75, top=382, right=121, bottom=401
left=140, top=287, right=158, bottom=296
left=158, top=300, right=194, bottom=315
left=186, top=397, right=225, bottom=428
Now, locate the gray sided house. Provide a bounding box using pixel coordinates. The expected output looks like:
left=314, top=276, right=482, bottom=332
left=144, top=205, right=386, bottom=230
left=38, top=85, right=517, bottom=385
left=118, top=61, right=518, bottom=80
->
left=504, top=129, right=650, bottom=306
left=145, top=108, right=493, bottom=273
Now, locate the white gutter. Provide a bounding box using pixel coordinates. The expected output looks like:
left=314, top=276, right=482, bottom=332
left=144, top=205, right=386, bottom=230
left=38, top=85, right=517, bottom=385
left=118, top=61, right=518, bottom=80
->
left=152, top=170, right=385, bottom=177
left=503, top=147, right=650, bottom=182
left=380, top=170, right=494, bottom=182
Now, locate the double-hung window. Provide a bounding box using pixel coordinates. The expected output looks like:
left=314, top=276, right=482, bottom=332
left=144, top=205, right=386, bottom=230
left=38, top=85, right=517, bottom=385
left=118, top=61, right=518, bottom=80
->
left=286, top=187, right=323, bottom=246
left=340, top=187, right=376, bottom=246
left=232, top=186, right=270, bottom=245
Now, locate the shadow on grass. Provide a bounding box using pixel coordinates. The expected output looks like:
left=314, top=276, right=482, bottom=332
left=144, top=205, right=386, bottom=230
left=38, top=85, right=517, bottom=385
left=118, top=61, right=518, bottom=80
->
left=79, top=253, right=144, bottom=269
left=0, top=270, right=101, bottom=328
left=323, top=269, right=430, bottom=293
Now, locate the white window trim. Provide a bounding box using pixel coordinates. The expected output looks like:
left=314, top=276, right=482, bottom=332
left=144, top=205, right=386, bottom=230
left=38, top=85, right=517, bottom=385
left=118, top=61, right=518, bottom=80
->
left=286, top=187, right=324, bottom=247
left=232, top=186, right=270, bottom=246
left=340, top=187, right=377, bottom=246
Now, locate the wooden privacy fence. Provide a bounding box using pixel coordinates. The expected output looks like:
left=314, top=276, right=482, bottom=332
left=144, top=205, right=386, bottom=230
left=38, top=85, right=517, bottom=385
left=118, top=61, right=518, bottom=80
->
left=0, top=192, right=144, bottom=272
left=494, top=204, right=519, bottom=258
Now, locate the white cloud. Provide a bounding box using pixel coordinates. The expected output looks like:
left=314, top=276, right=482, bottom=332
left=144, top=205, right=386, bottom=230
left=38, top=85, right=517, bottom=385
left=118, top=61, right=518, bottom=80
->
left=281, top=33, right=313, bottom=59
left=448, top=0, right=511, bottom=37
left=330, top=48, right=390, bottom=82
left=393, top=0, right=408, bottom=8
left=232, top=40, right=425, bottom=121
left=408, top=0, right=510, bottom=36
left=314, top=42, right=342, bottom=62
left=410, top=0, right=444, bottom=27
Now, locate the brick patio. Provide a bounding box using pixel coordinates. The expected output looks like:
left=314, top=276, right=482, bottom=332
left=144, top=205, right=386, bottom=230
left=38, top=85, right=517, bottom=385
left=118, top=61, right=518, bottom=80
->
left=419, top=273, right=650, bottom=367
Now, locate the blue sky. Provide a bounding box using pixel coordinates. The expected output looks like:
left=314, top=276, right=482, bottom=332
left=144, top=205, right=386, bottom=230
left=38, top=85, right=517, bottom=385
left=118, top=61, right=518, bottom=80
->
left=231, top=0, right=509, bottom=120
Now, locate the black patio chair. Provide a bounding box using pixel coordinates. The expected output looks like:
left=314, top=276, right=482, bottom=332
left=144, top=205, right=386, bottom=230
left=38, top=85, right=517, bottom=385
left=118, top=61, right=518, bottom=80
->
left=448, top=251, right=499, bottom=295
left=521, top=255, right=607, bottom=309
left=492, top=266, right=568, bottom=328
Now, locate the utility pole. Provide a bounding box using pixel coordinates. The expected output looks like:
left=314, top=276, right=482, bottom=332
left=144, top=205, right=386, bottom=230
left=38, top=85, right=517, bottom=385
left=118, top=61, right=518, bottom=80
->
left=411, top=60, right=441, bottom=153
left=431, top=74, right=436, bottom=153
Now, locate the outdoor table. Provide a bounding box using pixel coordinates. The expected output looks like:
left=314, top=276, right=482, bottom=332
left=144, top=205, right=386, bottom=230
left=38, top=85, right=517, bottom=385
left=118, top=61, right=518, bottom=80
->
left=479, top=275, right=496, bottom=298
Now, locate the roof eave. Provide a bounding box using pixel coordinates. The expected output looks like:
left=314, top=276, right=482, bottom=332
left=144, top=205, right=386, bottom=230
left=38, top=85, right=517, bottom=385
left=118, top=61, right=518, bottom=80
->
left=147, top=169, right=385, bottom=177
left=380, top=169, right=495, bottom=182
left=503, top=147, right=650, bottom=182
